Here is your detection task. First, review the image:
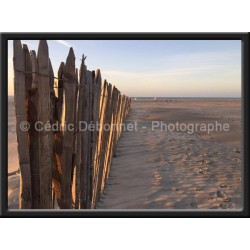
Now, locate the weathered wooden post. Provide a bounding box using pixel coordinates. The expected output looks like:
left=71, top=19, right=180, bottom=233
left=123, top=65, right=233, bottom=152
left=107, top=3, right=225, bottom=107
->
left=52, top=62, right=65, bottom=208
left=28, top=49, right=40, bottom=208
left=112, top=92, right=119, bottom=158
left=48, top=58, right=58, bottom=209
left=13, top=40, right=32, bottom=209
left=61, top=48, right=77, bottom=209
left=13, top=39, right=131, bottom=210
left=75, top=62, right=84, bottom=209
left=101, top=86, right=117, bottom=190
left=113, top=92, right=122, bottom=157
left=92, top=80, right=108, bottom=206
left=86, top=70, right=93, bottom=208
left=119, top=95, right=126, bottom=138
left=51, top=62, right=64, bottom=208
left=37, top=40, right=53, bottom=209
left=72, top=68, right=79, bottom=208
left=96, top=83, right=112, bottom=199
left=23, top=45, right=32, bottom=95
left=79, top=55, right=90, bottom=209
left=91, top=69, right=102, bottom=208
left=101, top=85, right=116, bottom=191
left=104, top=87, right=119, bottom=186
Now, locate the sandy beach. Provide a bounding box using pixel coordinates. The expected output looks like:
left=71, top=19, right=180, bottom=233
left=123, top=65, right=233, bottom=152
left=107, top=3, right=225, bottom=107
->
left=8, top=97, right=242, bottom=209
left=96, top=99, right=242, bottom=209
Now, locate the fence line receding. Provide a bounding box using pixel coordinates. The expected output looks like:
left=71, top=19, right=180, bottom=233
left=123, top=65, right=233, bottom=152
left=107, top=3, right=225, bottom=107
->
left=13, top=40, right=131, bottom=209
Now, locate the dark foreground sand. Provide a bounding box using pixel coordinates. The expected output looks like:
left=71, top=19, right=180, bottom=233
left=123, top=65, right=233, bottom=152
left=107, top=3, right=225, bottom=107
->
left=8, top=98, right=242, bottom=209
left=96, top=99, right=242, bottom=209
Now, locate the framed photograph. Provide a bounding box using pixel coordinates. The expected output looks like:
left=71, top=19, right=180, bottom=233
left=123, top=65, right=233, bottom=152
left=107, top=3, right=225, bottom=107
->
left=0, top=33, right=249, bottom=217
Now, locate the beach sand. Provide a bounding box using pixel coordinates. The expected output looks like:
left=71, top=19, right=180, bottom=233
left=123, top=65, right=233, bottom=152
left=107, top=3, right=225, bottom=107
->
left=96, top=99, right=242, bottom=209
left=8, top=98, right=242, bottom=209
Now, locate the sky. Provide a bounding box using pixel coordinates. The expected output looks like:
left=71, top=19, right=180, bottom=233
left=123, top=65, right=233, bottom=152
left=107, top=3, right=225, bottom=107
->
left=8, top=40, right=241, bottom=97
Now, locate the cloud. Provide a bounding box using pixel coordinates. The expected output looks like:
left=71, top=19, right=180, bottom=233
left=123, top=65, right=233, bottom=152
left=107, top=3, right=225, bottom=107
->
left=103, top=66, right=223, bottom=80
left=56, top=40, right=73, bottom=48
left=102, top=50, right=240, bottom=82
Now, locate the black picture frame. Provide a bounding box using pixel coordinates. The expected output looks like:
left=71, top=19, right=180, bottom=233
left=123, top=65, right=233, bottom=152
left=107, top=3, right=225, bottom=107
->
left=0, top=32, right=249, bottom=218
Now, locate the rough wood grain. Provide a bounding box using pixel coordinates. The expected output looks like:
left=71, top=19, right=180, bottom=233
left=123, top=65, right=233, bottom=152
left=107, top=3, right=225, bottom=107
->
left=61, top=48, right=77, bottom=209
left=91, top=69, right=102, bottom=207
left=52, top=62, right=64, bottom=208
left=37, top=40, right=53, bottom=208
left=75, top=63, right=84, bottom=209
left=13, top=40, right=32, bottom=209
left=13, top=41, right=130, bottom=210
left=28, top=50, right=40, bottom=208
left=104, top=87, right=119, bottom=187
left=101, top=86, right=116, bottom=190
left=85, top=70, right=93, bottom=208
left=113, top=92, right=122, bottom=158
left=79, top=55, right=90, bottom=209
left=96, top=82, right=112, bottom=200
left=72, top=68, right=79, bottom=208
left=92, top=80, right=108, bottom=205
left=23, top=44, right=32, bottom=96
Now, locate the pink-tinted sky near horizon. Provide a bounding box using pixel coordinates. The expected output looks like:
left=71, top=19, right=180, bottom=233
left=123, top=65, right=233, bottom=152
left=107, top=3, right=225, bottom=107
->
left=8, top=40, right=241, bottom=97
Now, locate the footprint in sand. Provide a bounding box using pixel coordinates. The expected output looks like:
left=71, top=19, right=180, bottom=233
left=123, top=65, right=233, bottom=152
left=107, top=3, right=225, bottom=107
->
left=189, top=202, right=197, bottom=208
left=228, top=185, right=238, bottom=190
left=194, top=186, right=201, bottom=191
left=219, top=202, right=233, bottom=209
left=234, top=177, right=241, bottom=181
left=198, top=168, right=210, bottom=175
left=201, top=159, right=213, bottom=165
left=233, top=148, right=241, bottom=154
left=217, top=190, right=226, bottom=198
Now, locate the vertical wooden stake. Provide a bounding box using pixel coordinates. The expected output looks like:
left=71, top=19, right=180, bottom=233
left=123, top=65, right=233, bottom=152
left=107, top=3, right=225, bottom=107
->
left=91, top=69, right=102, bottom=208
left=104, top=87, right=119, bottom=186
left=28, top=50, right=41, bottom=208
left=75, top=64, right=84, bottom=209
left=61, top=48, right=77, bottom=209
left=96, top=82, right=112, bottom=200
left=52, top=62, right=64, bottom=208
left=80, top=55, right=90, bottom=209
left=37, top=40, right=53, bottom=209
left=86, top=70, right=93, bottom=208
left=13, top=40, right=32, bottom=209
left=13, top=40, right=131, bottom=210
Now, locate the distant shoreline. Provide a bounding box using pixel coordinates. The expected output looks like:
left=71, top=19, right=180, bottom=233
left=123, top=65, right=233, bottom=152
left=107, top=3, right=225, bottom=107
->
left=131, top=97, right=241, bottom=100
left=8, top=96, right=241, bottom=99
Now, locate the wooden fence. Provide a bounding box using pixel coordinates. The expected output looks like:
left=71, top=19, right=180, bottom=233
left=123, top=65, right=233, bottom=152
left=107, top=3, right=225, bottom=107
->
left=13, top=40, right=131, bottom=209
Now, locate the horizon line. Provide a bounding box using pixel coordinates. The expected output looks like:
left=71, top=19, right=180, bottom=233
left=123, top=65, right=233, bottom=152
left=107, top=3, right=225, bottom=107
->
left=8, top=95, right=241, bottom=98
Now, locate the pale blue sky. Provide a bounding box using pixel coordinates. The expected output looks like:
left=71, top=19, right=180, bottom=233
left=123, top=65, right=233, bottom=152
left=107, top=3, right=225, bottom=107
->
left=8, top=40, right=241, bottom=97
